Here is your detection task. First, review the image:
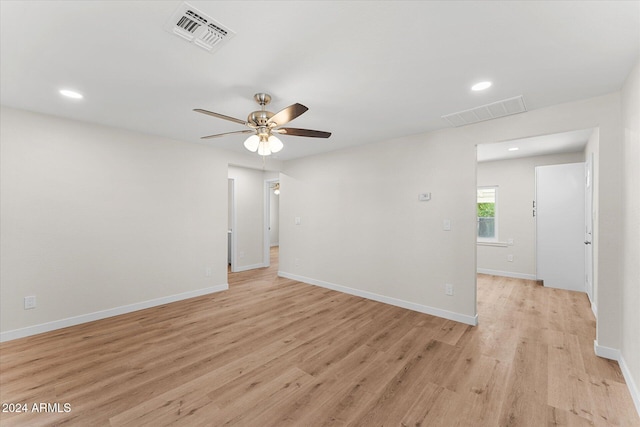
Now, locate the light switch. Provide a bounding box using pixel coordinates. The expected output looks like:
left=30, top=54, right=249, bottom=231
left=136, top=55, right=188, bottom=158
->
left=443, top=220, right=451, bottom=231
left=295, top=216, right=301, bottom=225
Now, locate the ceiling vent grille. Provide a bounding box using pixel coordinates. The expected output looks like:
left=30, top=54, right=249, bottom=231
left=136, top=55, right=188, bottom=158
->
left=442, top=95, right=527, bottom=127
left=164, top=2, right=235, bottom=53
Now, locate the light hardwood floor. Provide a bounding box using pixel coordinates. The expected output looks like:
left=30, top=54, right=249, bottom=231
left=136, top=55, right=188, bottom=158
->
left=1, top=247, right=638, bottom=426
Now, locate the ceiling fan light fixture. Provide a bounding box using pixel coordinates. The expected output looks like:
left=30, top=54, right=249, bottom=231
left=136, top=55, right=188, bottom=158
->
left=257, top=140, right=272, bottom=156
left=268, top=135, right=283, bottom=153
left=243, top=135, right=260, bottom=152
left=195, top=92, right=331, bottom=156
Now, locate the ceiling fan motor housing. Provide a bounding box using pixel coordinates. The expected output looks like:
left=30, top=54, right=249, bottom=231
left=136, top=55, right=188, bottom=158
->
left=248, top=110, right=274, bottom=127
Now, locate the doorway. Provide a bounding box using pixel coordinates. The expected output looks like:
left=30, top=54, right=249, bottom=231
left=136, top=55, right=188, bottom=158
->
left=228, top=178, right=236, bottom=273
left=263, top=178, right=280, bottom=268
left=476, top=128, right=596, bottom=290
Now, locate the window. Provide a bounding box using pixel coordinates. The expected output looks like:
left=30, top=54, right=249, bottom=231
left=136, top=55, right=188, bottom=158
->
left=477, top=187, right=497, bottom=241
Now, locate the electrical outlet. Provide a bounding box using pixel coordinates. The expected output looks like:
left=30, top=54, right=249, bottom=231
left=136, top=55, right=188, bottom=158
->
left=295, top=258, right=300, bottom=267
left=445, top=284, right=454, bottom=296
left=507, top=254, right=514, bottom=262
left=205, top=267, right=212, bottom=277
left=24, top=296, right=36, bottom=310
left=239, top=251, right=245, bottom=259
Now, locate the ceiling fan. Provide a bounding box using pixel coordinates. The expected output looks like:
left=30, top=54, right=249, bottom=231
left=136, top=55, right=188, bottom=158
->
left=194, top=93, right=331, bottom=156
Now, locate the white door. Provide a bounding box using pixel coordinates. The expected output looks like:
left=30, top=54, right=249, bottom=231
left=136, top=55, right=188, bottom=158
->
left=585, top=155, right=594, bottom=308
left=536, top=163, right=586, bottom=291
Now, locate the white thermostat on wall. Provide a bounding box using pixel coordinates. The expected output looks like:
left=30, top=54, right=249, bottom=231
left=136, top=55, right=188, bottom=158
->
left=419, top=193, right=431, bottom=201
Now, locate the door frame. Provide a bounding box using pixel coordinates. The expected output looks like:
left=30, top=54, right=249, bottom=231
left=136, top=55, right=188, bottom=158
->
left=585, top=153, right=595, bottom=315
left=228, top=178, right=237, bottom=273
left=263, top=177, right=279, bottom=267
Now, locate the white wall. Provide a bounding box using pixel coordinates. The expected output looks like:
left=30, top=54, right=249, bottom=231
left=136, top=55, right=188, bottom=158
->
left=621, top=60, right=640, bottom=413
left=280, top=130, right=479, bottom=324
left=0, top=106, right=281, bottom=340
left=477, top=151, right=585, bottom=279
left=228, top=166, right=268, bottom=271
left=280, top=92, right=623, bottom=339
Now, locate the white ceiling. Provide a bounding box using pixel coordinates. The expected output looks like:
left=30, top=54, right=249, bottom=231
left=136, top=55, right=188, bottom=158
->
left=1, top=1, right=638, bottom=161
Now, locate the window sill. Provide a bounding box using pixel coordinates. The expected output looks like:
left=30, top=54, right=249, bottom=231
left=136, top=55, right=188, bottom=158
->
left=477, top=241, right=508, bottom=247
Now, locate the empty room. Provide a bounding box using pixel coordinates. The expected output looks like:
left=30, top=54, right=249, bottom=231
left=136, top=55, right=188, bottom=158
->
left=1, top=1, right=639, bottom=425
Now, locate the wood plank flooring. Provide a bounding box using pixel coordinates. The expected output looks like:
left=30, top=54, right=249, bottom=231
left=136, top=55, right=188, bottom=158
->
left=1, top=248, right=638, bottom=426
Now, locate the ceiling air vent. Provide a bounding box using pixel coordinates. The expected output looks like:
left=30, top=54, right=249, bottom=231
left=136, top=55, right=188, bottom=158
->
left=164, top=2, right=235, bottom=53
left=442, top=95, right=527, bottom=127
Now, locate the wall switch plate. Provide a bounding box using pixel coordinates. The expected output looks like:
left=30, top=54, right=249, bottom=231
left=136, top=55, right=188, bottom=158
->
left=295, top=216, right=301, bottom=225
left=24, top=296, right=36, bottom=310
left=445, top=284, right=454, bottom=296
left=419, top=193, right=431, bottom=201
left=443, top=220, right=451, bottom=231
left=507, top=254, right=514, bottom=262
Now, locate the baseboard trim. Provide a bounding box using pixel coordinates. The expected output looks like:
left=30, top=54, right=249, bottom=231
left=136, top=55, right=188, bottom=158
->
left=0, top=284, right=229, bottom=343
left=233, top=263, right=267, bottom=272
left=477, top=269, right=537, bottom=280
left=278, top=271, right=478, bottom=326
left=590, top=300, right=598, bottom=319
left=594, top=340, right=640, bottom=416
left=620, top=353, right=640, bottom=416
left=593, top=340, right=620, bottom=360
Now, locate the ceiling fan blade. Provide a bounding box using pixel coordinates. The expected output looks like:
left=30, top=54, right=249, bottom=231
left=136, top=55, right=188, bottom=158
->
left=267, top=103, right=308, bottom=126
left=194, top=109, right=247, bottom=126
left=275, top=128, right=332, bottom=138
left=201, top=130, right=254, bottom=140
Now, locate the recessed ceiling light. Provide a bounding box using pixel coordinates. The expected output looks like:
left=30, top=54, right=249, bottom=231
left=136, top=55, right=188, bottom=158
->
left=508, top=147, right=519, bottom=151
left=59, top=89, right=83, bottom=99
left=471, top=81, right=492, bottom=91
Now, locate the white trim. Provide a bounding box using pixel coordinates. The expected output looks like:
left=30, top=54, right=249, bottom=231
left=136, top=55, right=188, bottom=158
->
left=588, top=294, right=597, bottom=319
left=233, top=262, right=267, bottom=272
left=594, top=340, right=620, bottom=360
left=476, top=241, right=508, bottom=247
left=594, top=340, right=640, bottom=416
left=279, top=271, right=478, bottom=326
left=620, top=353, right=640, bottom=416
left=477, top=268, right=537, bottom=280
left=0, top=284, right=229, bottom=343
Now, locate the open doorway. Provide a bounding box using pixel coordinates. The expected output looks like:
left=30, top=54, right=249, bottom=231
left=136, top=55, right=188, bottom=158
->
left=228, top=178, right=236, bottom=273
left=476, top=128, right=598, bottom=310
left=263, top=178, right=280, bottom=268
left=227, top=165, right=279, bottom=277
